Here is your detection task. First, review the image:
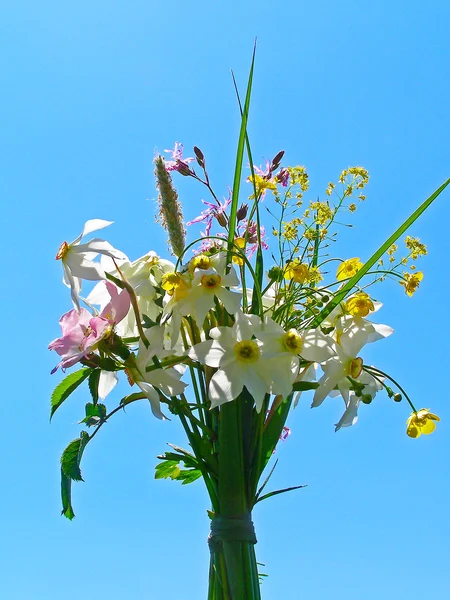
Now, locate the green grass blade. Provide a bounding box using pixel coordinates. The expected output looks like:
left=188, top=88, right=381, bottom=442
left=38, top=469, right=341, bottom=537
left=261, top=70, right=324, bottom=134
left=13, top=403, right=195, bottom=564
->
left=227, top=42, right=256, bottom=264
left=312, top=177, right=450, bottom=327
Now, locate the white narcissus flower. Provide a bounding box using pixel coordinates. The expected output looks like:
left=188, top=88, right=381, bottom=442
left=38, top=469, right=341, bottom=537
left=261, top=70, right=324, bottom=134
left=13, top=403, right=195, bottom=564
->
left=164, top=267, right=242, bottom=326
left=188, top=312, right=289, bottom=411
left=255, top=318, right=336, bottom=398
left=312, top=323, right=371, bottom=408
left=56, top=219, right=126, bottom=311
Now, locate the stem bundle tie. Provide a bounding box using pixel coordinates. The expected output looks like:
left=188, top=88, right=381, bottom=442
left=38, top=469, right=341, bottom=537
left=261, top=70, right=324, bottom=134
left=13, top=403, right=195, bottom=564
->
left=208, top=514, right=257, bottom=553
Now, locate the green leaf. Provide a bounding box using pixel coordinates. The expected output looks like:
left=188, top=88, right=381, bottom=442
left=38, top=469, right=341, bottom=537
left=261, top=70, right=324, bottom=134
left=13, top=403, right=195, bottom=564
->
left=255, top=484, right=307, bottom=504
left=88, top=370, right=101, bottom=405
left=155, top=459, right=179, bottom=480
left=60, top=431, right=90, bottom=481
left=292, top=381, right=319, bottom=392
left=61, top=470, right=75, bottom=520
left=227, top=42, right=256, bottom=264
left=60, top=431, right=90, bottom=520
left=178, top=470, right=202, bottom=485
left=312, top=177, right=450, bottom=327
left=50, top=368, right=92, bottom=420
left=120, top=392, right=146, bottom=406
left=79, top=402, right=107, bottom=427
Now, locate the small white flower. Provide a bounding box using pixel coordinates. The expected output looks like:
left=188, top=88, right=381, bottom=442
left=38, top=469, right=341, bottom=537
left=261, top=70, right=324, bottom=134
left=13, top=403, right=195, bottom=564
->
left=56, top=219, right=126, bottom=311
left=188, top=311, right=285, bottom=410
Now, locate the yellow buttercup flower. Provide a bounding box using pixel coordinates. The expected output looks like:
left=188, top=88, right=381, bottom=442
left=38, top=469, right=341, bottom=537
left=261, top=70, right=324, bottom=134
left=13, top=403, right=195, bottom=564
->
left=346, top=292, right=375, bottom=317
left=406, top=409, right=440, bottom=438
left=284, top=260, right=310, bottom=283
left=336, top=258, right=363, bottom=281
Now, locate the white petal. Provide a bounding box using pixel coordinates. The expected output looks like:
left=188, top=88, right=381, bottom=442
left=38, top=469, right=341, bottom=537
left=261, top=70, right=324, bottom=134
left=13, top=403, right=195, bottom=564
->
left=244, top=367, right=270, bottom=412
left=335, top=396, right=360, bottom=431
left=137, top=382, right=167, bottom=420
left=208, top=365, right=243, bottom=408
left=81, top=219, right=114, bottom=238
left=98, top=371, right=118, bottom=399
left=65, top=253, right=106, bottom=281
left=75, top=239, right=127, bottom=260
left=216, top=288, right=242, bottom=316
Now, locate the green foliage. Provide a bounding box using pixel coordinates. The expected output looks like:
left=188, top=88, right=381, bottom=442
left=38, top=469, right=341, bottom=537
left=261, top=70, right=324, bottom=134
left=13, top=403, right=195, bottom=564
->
left=155, top=451, right=202, bottom=485
left=88, top=369, right=101, bottom=404
left=50, top=368, right=92, bottom=420
left=61, top=431, right=89, bottom=481
left=60, top=431, right=89, bottom=520
left=79, top=402, right=107, bottom=427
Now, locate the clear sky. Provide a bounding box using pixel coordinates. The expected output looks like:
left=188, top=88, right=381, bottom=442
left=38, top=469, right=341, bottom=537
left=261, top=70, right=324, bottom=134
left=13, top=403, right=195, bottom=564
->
left=1, top=1, right=449, bottom=599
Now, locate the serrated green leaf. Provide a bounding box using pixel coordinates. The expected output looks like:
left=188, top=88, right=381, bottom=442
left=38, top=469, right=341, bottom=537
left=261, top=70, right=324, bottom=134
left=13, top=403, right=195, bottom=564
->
left=50, top=368, right=92, bottom=420
left=60, top=431, right=89, bottom=481
left=61, top=469, right=75, bottom=520
left=88, top=370, right=101, bottom=405
left=178, top=470, right=202, bottom=485
left=154, top=460, right=179, bottom=480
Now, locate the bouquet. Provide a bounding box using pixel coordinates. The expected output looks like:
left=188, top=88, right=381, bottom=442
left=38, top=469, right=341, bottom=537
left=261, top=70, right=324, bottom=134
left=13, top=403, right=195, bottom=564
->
left=48, top=55, right=449, bottom=599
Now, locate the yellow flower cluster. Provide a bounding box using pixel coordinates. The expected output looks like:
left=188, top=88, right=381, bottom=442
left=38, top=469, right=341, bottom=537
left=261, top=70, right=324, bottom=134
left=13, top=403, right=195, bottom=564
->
left=400, top=271, right=423, bottom=296
left=309, top=201, right=334, bottom=225
left=248, top=174, right=277, bottom=198
left=284, top=259, right=322, bottom=284
left=405, top=236, right=427, bottom=260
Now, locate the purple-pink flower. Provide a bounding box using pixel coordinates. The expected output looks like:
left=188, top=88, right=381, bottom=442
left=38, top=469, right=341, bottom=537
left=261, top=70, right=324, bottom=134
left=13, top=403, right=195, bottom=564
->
left=49, top=282, right=130, bottom=373
left=164, top=142, right=195, bottom=173
left=186, top=197, right=231, bottom=237
left=237, top=221, right=269, bottom=258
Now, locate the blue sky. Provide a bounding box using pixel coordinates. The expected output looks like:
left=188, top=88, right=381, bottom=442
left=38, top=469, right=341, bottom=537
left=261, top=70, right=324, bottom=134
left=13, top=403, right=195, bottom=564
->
left=1, top=1, right=449, bottom=598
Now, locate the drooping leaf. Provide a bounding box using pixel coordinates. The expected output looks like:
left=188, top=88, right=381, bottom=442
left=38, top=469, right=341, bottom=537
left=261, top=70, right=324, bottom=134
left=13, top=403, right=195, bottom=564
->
left=178, top=470, right=202, bottom=485
left=155, top=459, right=180, bottom=480
left=50, top=368, right=92, bottom=420
left=88, top=369, right=101, bottom=405
left=60, top=431, right=90, bottom=481
left=61, top=470, right=75, bottom=520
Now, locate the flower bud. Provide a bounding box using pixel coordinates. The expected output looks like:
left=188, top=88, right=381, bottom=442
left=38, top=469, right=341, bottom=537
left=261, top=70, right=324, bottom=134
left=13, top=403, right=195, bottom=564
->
left=361, top=394, right=373, bottom=404
left=193, top=146, right=205, bottom=168
left=175, top=160, right=192, bottom=176
left=271, top=150, right=285, bottom=171
left=236, top=203, right=248, bottom=222
left=393, top=393, right=402, bottom=402
left=215, top=212, right=227, bottom=228
left=268, top=266, right=283, bottom=282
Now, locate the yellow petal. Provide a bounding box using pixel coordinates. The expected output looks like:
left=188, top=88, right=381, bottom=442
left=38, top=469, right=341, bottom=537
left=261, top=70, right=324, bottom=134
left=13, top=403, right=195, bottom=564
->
left=406, top=423, right=421, bottom=438
left=420, top=420, right=436, bottom=435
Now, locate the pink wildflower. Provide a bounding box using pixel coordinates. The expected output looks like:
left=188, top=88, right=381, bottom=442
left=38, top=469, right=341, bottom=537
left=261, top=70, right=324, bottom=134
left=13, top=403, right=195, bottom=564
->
left=186, top=197, right=231, bottom=236
left=237, top=221, right=269, bottom=258
left=49, top=282, right=130, bottom=373
left=164, top=142, right=194, bottom=173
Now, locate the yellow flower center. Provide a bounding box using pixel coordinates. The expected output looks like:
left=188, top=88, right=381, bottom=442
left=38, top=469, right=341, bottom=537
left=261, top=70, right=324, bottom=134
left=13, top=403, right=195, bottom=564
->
left=345, top=357, right=363, bottom=379
left=161, top=272, right=190, bottom=300
left=190, top=254, right=211, bottom=272
left=200, top=273, right=222, bottom=290
left=282, top=329, right=303, bottom=354
left=234, top=340, right=260, bottom=363
left=56, top=241, right=69, bottom=260
left=346, top=293, right=375, bottom=317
